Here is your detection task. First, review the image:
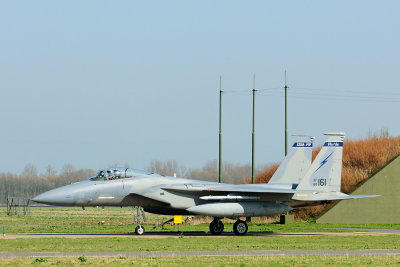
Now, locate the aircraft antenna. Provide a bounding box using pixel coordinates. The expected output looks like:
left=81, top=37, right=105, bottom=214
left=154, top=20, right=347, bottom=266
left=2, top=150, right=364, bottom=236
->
left=219, top=76, right=223, bottom=183
left=284, top=70, right=289, bottom=156
left=252, top=74, right=256, bottom=184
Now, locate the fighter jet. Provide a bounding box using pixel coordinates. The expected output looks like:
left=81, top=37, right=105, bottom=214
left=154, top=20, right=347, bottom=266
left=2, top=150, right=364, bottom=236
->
left=32, top=132, right=378, bottom=235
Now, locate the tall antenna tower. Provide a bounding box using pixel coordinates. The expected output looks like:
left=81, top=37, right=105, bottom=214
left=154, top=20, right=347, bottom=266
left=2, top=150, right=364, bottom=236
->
left=284, top=71, right=289, bottom=156
left=252, top=74, right=256, bottom=184
left=218, top=76, right=223, bottom=183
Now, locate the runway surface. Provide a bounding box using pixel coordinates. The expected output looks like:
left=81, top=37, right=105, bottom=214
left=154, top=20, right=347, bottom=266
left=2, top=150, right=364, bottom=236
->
left=0, top=250, right=399, bottom=258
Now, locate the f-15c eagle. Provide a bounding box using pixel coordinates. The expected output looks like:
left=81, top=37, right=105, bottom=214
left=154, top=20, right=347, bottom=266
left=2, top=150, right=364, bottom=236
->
left=32, top=132, right=378, bottom=235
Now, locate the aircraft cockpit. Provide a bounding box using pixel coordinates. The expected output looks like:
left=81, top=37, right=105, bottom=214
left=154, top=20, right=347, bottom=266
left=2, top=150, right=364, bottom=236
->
left=89, top=167, right=154, bottom=181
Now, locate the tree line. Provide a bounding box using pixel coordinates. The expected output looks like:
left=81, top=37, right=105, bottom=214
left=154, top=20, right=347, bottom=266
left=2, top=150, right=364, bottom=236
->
left=0, top=161, right=268, bottom=204
left=0, top=165, right=94, bottom=204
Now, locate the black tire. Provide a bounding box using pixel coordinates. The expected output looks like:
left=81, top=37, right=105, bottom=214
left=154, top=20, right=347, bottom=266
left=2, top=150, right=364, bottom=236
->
left=135, top=225, right=145, bottom=235
left=209, top=219, right=224, bottom=235
left=233, top=220, right=248, bottom=235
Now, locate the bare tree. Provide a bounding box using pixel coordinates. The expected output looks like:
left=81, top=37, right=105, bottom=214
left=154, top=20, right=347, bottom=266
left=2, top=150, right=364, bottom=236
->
left=188, top=160, right=267, bottom=184
left=148, top=159, right=187, bottom=177
left=380, top=126, right=390, bottom=138
left=21, top=163, right=38, bottom=177
left=61, top=163, right=76, bottom=175
left=44, top=164, right=57, bottom=176
left=367, top=126, right=390, bottom=139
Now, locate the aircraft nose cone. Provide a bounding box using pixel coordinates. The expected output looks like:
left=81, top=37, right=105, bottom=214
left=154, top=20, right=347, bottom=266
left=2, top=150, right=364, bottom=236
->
left=32, top=188, right=73, bottom=206
left=32, top=191, right=53, bottom=204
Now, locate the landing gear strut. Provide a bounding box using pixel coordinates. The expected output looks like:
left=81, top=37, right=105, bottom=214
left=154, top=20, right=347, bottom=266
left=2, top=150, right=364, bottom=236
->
left=209, top=218, right=224, bottom=235
left=233, top=220, right=248, bottom=235
left=129, top=206, right=146, bottom=235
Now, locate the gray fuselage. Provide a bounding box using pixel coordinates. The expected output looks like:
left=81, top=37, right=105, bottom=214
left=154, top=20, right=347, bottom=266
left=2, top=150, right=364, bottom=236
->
left=32, top=168, right=294, bottom=217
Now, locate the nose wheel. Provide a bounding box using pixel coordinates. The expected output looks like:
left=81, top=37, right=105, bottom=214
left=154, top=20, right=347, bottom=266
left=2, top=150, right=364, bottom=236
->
left=209, top=219, right=224, bottom=235
left=135, top=225, right=145, bottom=235
left=233, top=220, right=248, bottom=235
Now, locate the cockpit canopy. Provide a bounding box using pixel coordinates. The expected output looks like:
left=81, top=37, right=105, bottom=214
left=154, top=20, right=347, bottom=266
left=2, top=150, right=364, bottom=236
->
left=89, top=167, right=154, bottom=181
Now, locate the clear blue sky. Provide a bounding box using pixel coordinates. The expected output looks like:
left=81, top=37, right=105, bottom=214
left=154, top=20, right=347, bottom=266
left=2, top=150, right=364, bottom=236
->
left=1, top=1, right=399, bottom=174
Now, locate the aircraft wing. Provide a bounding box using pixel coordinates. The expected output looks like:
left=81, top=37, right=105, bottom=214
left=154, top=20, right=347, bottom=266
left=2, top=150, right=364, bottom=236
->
left=161, top=183, right=379, bottom=201
left=161, top=183, right=299, bottom=194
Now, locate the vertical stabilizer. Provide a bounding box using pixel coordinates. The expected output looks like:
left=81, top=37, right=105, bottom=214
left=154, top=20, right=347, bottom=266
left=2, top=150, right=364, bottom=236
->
left=269, top=136, right=314, bottom=185
left=296, top=132, right=345, bottom=192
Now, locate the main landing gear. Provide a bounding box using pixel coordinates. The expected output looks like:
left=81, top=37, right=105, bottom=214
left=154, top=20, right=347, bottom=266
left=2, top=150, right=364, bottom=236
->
left=209, top=218, right=224, bottom=234
left=209, top=218, right=249, bottom=235
left=233, top=220, right=248, bottom=235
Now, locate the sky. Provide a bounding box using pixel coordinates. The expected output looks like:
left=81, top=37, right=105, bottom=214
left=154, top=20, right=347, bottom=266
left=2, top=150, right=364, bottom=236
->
left=0, top=1, right=399, bottom=174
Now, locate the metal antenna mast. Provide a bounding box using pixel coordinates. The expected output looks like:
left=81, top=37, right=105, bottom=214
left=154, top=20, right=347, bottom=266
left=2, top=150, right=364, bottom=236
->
left=218, top=76, right=223, bottom=183
left=284, top=71, right=289, bottom=156
left=252, top=74, right=256, bottom=184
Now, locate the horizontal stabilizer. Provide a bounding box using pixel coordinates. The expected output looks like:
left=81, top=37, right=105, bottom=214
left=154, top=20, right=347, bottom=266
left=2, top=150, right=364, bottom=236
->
left=339, top=195, right=380, bottom=199
left=292, top=191, right=380, bottom=201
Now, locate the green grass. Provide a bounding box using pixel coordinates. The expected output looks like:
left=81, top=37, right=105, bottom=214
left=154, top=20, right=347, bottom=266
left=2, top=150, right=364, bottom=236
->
left=0, top=235, right=399, bottom=252
left=1, top=255, right=400, bottom=267
left=1, top=207, right=399, bottom=234
left=1, top=207, right=399, bottom=265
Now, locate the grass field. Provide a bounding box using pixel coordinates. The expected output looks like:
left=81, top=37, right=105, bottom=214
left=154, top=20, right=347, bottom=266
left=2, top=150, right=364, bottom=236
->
left=1, top=255, right=400, bottom=267
left=1, top=207, right=399, bottom=266
left=0, top=235, right=399, bottom=252
left=1, top=207, right=399, bottom=234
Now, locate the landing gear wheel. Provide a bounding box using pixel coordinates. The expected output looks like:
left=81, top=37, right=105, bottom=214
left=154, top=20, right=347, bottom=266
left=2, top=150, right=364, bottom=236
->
left=209, top=219, right=224, bottom=235
left=135, top=225, right=145, bottom=235
left=233, top=220, right=248, bottom=235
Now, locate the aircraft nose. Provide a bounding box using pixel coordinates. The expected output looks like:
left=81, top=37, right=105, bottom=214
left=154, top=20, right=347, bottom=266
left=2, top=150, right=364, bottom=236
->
left=32, top=187, right=74, bottom=206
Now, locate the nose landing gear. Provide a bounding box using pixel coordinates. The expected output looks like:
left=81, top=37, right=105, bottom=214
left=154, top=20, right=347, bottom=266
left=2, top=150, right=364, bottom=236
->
left=135, top=225, right=145, bottom=235
left=129, top=206, right=146, bottom=235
